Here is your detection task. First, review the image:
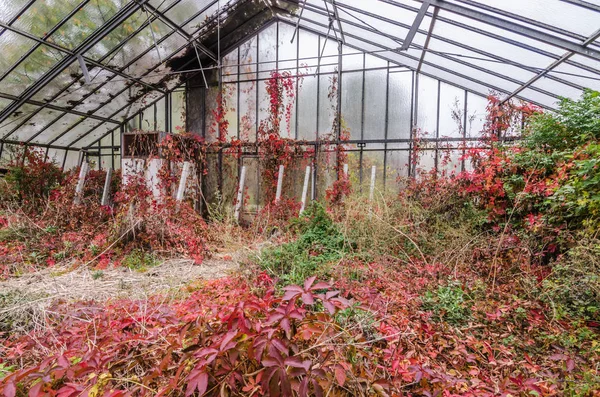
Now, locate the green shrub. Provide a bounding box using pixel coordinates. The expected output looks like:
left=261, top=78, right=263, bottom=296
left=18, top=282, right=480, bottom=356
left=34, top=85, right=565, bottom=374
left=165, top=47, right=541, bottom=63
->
left=122, top=249, right=159, bottom=272
left=422, top=280, right=472, bottom=326
left=541, top=239, right=600, bottom=321
left=258, top=202, right=347, bottom=286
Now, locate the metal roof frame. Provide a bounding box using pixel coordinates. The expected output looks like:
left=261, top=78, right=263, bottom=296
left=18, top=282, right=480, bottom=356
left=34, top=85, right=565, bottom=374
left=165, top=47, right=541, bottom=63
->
left=0, top=0, right=599, bottom=151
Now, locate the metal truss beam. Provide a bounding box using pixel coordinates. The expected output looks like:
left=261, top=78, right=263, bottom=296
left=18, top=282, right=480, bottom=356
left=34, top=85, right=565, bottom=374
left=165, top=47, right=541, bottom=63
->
left=19, top=0, right=212, bottom=146
left=502, top=28, right=600, bottom=104
left=0, top=21, right=164, bottom=94
left=0, top=138, right=72, bottom=151
left=368, top=0, right=600, bottom=83
left=141, top=1, right=218, bottom=61
left=0, top=92, right=120, bottom=125
left=285, top=1, right=564, bottom=102
left=417, top=6, right=438, bottom=72
left=68, top=4, right=272, bottom=149
left=560, top=0, right=600, bottom=13
left=277, top=13, right=557, bottom=110
left=412, top=0, right=600, bottom=62
left=455, top=0, right=588, bottom=42
left=81, top=9, right=276, bottom=149
left=0, top=0, right=150, bottom=128
left=401, top=0, right=430, bottom=51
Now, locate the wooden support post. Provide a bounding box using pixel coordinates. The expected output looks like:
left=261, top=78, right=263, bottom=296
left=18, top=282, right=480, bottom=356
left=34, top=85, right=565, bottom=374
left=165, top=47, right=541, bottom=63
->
left=234, top=165, right=247, bottom=222
left=101, top=168, right=113, bottom=206
left=176, top=161, right=192, bottom=202
left=369, top=165, right=376, bottom=202
left=74, top=161, right=89, bottom=205
left=300, top=166, right=311, bottom=215
left=275, top=164, right=284, bottom=203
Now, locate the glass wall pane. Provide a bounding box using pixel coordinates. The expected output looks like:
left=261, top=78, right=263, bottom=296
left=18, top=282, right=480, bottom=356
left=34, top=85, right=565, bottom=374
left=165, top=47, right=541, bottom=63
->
left=363, top=69, right=387, bottom=140
left=438, top=82, right=465, bottom=139
left=341, top=71, right=363, bottom=140
left=416, top=74, right=438, bottom=138
left=239, top=81, right=256, bottom=141
left=297, top=75, right=318, bottom=140
left=388, top=71, right=412, bottom=140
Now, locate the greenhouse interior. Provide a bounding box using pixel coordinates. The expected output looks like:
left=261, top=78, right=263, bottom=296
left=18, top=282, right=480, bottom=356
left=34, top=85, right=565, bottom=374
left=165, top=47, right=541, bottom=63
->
left=2, top=0, right=600, bottom=395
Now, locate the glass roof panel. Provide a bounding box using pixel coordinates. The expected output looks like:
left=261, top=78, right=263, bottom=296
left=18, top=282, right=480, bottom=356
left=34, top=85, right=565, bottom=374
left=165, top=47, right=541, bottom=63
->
left=0, top=98, right=13, bottom=113
left=84, top=9, right=149, bottom=62
left=437, top=10, right=564, bottom=57
left=164, top=0, right=216, bottom=26
left=30, top=61, right=83, bottom=104
left=48, top=0, right=125, bottom=50
left=433, top=14, right=559, bottom=68
left=72, top=77, right=130, bottom=114
left=568, top=54, right=600, bottom=74
left=334, top=0, right=418, bottom=26
left=31, top=113, right=84, bottom=144
left=0, top=0, right=31, bottom=22
left=552, top=62, right=600, bottom=92
left=53, top=118, right=104, bottom=146
left=179, top=2, right=219, bottom=34
left=10, top=107, right=64, bottom=142
left=463, top=0, right=600, bottom=38
left=101, top=20, right=173, bottom=69
left=2, top=44, right=66, bottom=95
left=0, top=30, right=36, bottom=79
left=530, top=78, right=583, bottom=101
left=426, top=36, right=537, bottom=83
left=518, top=87, right=561, bottom=108
left=0, top=103, right=38, bottom=139
left=423, top=52, right=521, bottom=94
left=12, top=0, right=82, bottom=37
left=75, top=122, right=116, bottom=147
left=124, top=34, right=186, bottom=80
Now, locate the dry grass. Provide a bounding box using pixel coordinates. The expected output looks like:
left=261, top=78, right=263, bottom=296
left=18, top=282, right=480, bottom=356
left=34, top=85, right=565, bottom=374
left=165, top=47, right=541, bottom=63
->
left=0, top=252, right=245, bottom=334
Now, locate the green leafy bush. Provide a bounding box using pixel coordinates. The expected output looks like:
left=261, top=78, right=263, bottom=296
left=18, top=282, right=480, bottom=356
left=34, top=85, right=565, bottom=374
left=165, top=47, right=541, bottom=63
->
left=258, top=203, right=347, bottom=286
left=541, top=239, right=600, bottom=321
left=422, top=280, right=472, bottom=325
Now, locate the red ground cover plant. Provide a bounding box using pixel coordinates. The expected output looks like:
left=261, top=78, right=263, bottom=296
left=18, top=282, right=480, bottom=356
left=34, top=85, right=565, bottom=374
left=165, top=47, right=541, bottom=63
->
left=2, top=258, right=598, bottom=396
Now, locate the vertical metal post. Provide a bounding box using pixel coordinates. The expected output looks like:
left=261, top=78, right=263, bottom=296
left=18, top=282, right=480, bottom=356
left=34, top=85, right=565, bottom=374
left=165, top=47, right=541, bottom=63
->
left=462, top=90, right=468, bottom=172
left=411, top=71, right=419, bottom=178
left=61, top=149, right=68, bottom=171
left=294, top=27, right=300, bottom=140
left=101, top=168, right=113, bottom=206
left=98, top=141, right=102, bottom=170
left=166, top=92, right=172, bottom=132
left=299, top=165, right=311, bottom=214
left=311, top=152, right=317, bottom=201
left=111, top=129, right=115, bottom=170
left=343, top=163, right=348, bottom=177
left=316, top=36, right=321, bottom=141
left=435, top=80, right=441, bottom=173
left=234, top=165, right=247, bottom=222
left=383, top=61, right=390, bottom=189
left=359, top=53, right=366, bottom=189
left=336, top=40, right=343, bottom=182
